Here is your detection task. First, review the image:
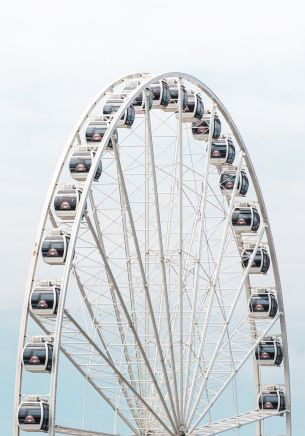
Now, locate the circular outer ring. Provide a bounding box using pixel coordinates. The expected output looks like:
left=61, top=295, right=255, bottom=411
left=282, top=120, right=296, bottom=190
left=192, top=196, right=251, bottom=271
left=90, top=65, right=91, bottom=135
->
left=14, top=72, right=291, bottom=436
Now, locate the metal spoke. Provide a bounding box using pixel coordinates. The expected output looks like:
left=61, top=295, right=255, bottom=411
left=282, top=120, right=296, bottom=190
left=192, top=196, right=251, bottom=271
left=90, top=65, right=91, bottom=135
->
left=185, top=153, right=244, bottom=420
left=64, top=311, right=174, bottom=435
left=31, top=313, right=140, bottom=435
left=72, top=266, right=143, bottom=429
left=115, top=171, right=144, bottom=402
left=87, top=191, right=142, bottom=411
left=186, top=225, right=266, bottom=429
left=111, top=137, right=179, bottom=429
left=183, top=104, right=216, bottom=417
left=177, top=79, right=184, bottom=422
left=84, top=211, right=176, bottom=432
left=55, top=426, right=119, bottom=436
left=145, top=92, right=180, bottom=424
left=191, top=314, right=280, bottom=429
left=192, top=410, right=281, bottom=435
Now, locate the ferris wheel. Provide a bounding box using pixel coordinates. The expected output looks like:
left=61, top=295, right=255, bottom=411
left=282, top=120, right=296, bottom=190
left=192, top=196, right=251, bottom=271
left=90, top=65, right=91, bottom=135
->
left=14, top=72, right=291, bottom=436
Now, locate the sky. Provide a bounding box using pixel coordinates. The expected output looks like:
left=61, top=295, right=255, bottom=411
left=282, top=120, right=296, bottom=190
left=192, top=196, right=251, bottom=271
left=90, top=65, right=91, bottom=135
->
left=0, top=0, right=304, bottom=434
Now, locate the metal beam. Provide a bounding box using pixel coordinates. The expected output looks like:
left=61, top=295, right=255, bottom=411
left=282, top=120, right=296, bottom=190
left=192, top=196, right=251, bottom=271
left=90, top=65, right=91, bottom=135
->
left=111, top=136, right=178, bottom=429
left=72, top=265, right=142, bottom=429
left=145, top=91, right=180, bottom=424
left=31, top=313, right=139, bottom=435
left=185, top=153, right=244, bottom=420
left=183, top=104, right=216, bottom=418
left=84, top=212, right=176, bottom=433
left=187, top=225, right=266, bottom=429
left=192, top=410, right=281, bottom=435
left=55, top=426, right=119, bottom=436
left=64, top=311, right=174, bottom=436
left=177, top=79, right=184, bottom=423
left=87, top=190, right=143, bottom=427
left=193, top=314, right=280, bottom=426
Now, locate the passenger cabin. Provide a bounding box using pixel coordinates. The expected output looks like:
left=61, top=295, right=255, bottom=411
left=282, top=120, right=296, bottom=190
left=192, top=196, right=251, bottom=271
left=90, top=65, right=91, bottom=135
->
left=18, top=399, right=49, bottom=432
left=86, top=119, right=119, bottom=148
left=249, top=290, right=278, bottom=318
left=53, top=185, right=83, bottom=220
left=210, top=138, right=235, bottom=165
left=258, top=388, right=286, bottom=413
left=150, top=80, right=170, bottom=109
left=23, top=337, right=53, bottom=372
left=220, top=169, right=249, bottom=196
left=123, top=80, right=153, bottom=114
left=241, top=246, right=270, bottom=274
left=69, top=147, right=103, bottom=182
left=192, top=113, right=221, bottom=141
left=163, top=79, right=188, bottom=112
left=178, top=91, right=204, bottom=122
left=231, top=205, right=260, bottom=232
left=30, top=281, right=60, bottom=316
left=255, top=338, right=283, bottom=366
left=103, top=95, right=135, bottom=127
left=41, top=230, right=70, bottom=265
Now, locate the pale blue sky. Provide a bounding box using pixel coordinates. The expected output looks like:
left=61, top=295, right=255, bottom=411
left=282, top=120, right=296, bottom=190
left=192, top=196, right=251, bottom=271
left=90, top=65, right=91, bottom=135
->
left=0, top=0, right=304, bottom=434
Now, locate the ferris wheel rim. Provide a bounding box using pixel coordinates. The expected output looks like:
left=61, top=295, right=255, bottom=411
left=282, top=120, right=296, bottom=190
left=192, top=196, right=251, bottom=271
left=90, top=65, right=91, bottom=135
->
left=13, top=71, right=150, bottom=435
left=14, top=71, right=291, bottom=436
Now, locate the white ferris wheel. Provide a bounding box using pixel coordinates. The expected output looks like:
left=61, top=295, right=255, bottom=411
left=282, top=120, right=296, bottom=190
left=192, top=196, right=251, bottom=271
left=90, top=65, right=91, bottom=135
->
left=14, top=72, right=291, bottom=436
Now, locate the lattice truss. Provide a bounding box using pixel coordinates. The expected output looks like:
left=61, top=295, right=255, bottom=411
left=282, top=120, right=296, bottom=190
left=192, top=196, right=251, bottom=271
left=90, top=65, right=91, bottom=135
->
left=17, top=74, right=289, bottom=436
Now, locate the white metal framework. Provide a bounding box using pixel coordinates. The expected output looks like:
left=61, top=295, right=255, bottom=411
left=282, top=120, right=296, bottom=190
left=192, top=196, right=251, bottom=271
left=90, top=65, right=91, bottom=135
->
left=14, top=72, right=291, bottom=436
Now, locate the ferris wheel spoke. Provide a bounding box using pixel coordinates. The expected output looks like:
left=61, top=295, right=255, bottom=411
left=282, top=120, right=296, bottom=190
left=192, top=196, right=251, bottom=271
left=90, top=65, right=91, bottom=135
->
left=31, top=313, right=140, bottom=435
left=54, top=425, right=120, bottom=435
left=182, top=178, right=205, bottom=275
left=168, top=206, right=225, bottom=410
left=87, top=190, right=141, bottom=398
left=192, top=410, right=281, bottom=435
left=213, top=282, right=240, bottom=424
left=159, top=131, right=178, bottom=389
left=71, top=266, right=144, bottom=429
left=144, top=89, right=151, bottom=429
left=185, top=124, right=199, bottom=198
left=111, top=138, right=179, bottom=429
left=183, top=105, right=216, bottom=415
left=63, top=311, right=175, bottom=435
left=185, top=209, right=222, bottom=285
left=186, top=225, right=265, bottom=428
left=185, top=154, right=243, bottom=419
left=115, top=176, right=145, bottom=401
left=177, top=80, right=185, bottom=421
left=191, top=314, right=280, bottom=430
left=84, top=211, right=177, bottom=432
left=164, top=137, right=178, bottom=253
left=206, top=179, right=228, bottom=214
left=181, top=163, right=222, bottom=280
left=145, top=93, right=180, bottom=424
